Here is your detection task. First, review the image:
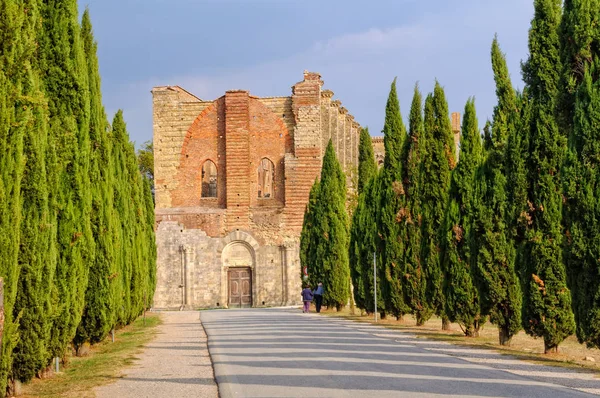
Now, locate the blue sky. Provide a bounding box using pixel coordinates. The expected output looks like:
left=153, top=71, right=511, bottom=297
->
left=80, top=0, right=533, bottom=146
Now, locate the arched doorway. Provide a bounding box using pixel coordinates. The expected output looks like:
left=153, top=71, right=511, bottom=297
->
left=222, top=241, right=254, bottom=308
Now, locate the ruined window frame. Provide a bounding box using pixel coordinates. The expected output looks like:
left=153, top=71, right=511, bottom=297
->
left=257, top=157, right=275, bottom=199
left=201, top=159, right=218, bottom=198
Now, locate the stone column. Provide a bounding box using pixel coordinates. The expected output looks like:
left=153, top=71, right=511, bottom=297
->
left=225, top=90, right=251, bottom=229
left=352, top=121, right=361, bottom=173
left=330, top=100, right=341, bottom=155
left=320, top=90, right=334, bottom=156
left=282, top=241, right=298, bottom=305
left=345, top=114, right=354, bottom=173
left=451, top=112, right=461, bottom=162
left=338, top=107, right=348, bottom=169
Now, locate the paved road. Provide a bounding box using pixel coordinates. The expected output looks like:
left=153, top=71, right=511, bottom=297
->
left=95, top=311, right=218, bottom=398
left=201, top=308, right=599, bottom=398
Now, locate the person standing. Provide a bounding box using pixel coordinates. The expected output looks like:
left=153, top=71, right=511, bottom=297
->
left=313, top=282, right=324, bottom=313
left=301, top=284, right=314, bottom=313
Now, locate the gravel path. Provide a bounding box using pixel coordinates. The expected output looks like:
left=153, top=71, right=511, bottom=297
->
left=94, top=311, right=218, bottom=398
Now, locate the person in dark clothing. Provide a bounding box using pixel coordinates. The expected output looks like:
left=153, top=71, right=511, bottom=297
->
left=301, top=284, right=314, bottom=313
left=313, top=282, right=324, bottom=313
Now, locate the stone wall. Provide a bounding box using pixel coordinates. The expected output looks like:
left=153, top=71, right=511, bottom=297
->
left=154, top=222, right=301, bottom=309
left=372, top=137, right=385, bottom=168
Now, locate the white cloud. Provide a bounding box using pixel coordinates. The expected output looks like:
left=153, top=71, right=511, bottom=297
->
left=107, top=0, right=533, bottom=146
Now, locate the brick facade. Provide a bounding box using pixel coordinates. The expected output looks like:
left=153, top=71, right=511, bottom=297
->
left=152, top=71, right=362, bottom=309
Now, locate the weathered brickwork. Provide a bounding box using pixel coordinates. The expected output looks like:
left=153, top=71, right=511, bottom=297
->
left=372, top=137, right=385, bottom=168
left=153, top=71, right=362, bottom=309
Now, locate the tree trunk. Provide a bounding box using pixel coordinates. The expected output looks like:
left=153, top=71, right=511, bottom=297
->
left=544, top=340, right=559, bottom=354
left=441, top=316, right=450, bottom=331
left=498, top=326, right=512, bottom=346
left=464, top=324, right=475, bottom=337
left=416, top=312, right=426, bottom=326
left=380, top=311, right=387, bottom=320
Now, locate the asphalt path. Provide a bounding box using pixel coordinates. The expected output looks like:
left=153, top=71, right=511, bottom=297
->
left=201, top=308, right=598, bottom=398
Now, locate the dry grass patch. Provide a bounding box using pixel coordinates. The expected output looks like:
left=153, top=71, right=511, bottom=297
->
left=20, top=313, right=161, bottom=398
left=315, top=304, right=600, bottom=374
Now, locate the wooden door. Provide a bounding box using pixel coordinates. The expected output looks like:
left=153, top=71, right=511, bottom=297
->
left=228, top=268, right=252, bottom=308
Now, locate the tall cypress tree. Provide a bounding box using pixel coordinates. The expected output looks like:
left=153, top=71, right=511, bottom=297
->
left=421, top=82, right=455, bottom=328
left=111, top=111, right=135, bottom=323
left=350, top=186, right=368, bottom=312
left=561, top=0, right=600, bottom=347
left=75, top=9, right=116, bottom=348
left=442, top=98, right=483, bottom=337
left=519, top=0, right=575, bottom=353
left=12, top=0, right=58, bottom=381
left=402, top=84, right=429, bottom=325
left=300, top=179, right=320, bottom=285
left=318, top=141, right=350, bottom=310
left=563, top=65, right=600, bottom=348
left=0, top=0, right=31, bottom=389
left=40, top=0, right=95, bottom=359
left=350, top=127, right=378, bottom=311
left=378, top=78, right=409, bottom=319
left=302, top=141, right=350, bottom=310
left=475, top=36, right=522, bottom=345
left=142, top=176, right=157, bottom=307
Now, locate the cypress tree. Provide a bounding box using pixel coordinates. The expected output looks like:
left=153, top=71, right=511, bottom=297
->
left=111, top=111, right=135, bottom=323
left=562, top=0, right=600, bottom=349
left=442, top=98, right=483, bottom=337
left=128, top=140, right=146, bottom=318
left=12, top=0, right=59, bottom=381
left=357, top=128, right=376, bottom=195
left=519, top=0, right=575, bottom=353
left=75, top=9, right=116, bottom=348
left=378, top=78, right=409, bottom=320
left=402, top=84, right=429, bottom=325
left=350, top=127, right=377, bottom=311
left=300, top=179, right=320, bottom=285
left=563, top=66, right=600, bottom=348
left=506, top=90, right=531, bottom=245
left=557, top=0, right=600, bottom=133
left=349, top=186, right=368, bottom=311
left=0, top=0, right=31, bottom=389
left=475, top=36, right=522, bottom=345
left=142, top=176, right=157, bottom=307
left=321, top=141, right=350, bottom=310
left=421, top=82, right=455, bottom=329
left=108, top=110, right=156, bottom=324
left=350, top=174, right=381, bottom=315
left=303, top=141, right=350, bottom=310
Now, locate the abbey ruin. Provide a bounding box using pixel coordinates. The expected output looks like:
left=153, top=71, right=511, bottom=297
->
left=152, top=71, right=363, bottom=309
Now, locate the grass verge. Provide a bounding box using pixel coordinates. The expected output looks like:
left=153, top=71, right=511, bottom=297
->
left=315, top=305, right=600, bottom=374
left=21, top=313, right=161, bottom=398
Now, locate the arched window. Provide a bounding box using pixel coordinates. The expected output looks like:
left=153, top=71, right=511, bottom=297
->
left=257, top=158, right=274, bottom=198
left=201, top=160, right=217, bottom=198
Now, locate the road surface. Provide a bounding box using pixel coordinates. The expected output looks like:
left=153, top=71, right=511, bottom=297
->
left=201, top=308, right=599, bottom=398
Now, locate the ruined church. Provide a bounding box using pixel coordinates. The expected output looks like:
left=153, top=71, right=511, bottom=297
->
left=152, top=71, right=363, bottom=309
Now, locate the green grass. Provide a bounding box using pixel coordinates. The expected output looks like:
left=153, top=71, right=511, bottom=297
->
left=21, top=313, right=161, bottom=398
